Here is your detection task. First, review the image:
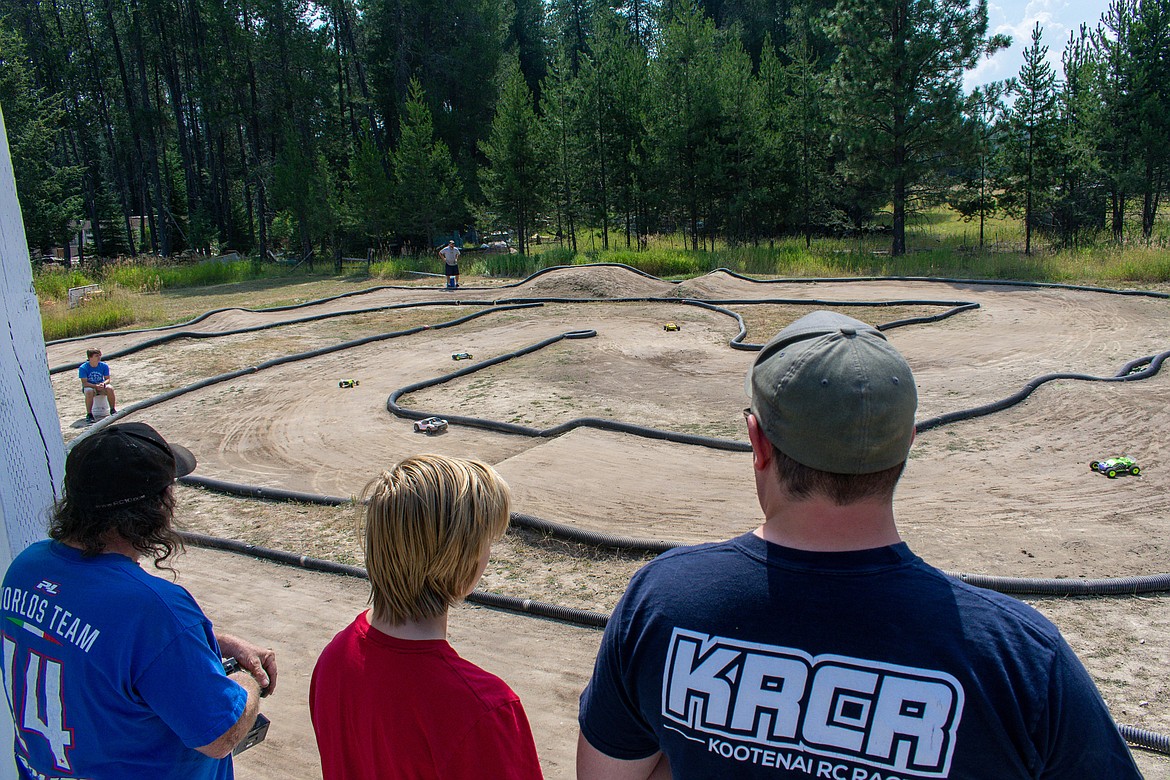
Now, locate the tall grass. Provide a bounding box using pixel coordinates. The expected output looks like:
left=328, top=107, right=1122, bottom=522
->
left=369, top=256, right=435, bottom=279
left=102, top=258, right=273, bottom=291
left=33, top=258, right=286, bottom=339
left=33, top=269, right=99, bottom=300
left=39, top=295, right=136, bottom=341
left=526, top=229, right=1170, bottom=284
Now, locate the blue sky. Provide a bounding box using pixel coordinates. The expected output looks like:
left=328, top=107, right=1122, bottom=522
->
left=965, top=0, right=1114, bottom=89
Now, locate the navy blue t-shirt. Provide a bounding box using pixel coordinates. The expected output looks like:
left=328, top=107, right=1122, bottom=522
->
left=579, top=533, right=1140, bottom=779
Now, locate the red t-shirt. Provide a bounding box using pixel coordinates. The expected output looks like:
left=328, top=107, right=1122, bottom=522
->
left=310, top=611, right=544, bottom=779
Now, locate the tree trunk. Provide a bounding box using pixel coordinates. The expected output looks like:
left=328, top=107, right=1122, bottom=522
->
left=890, top=1, right=907, bottom=257
left=1142, top=158, right=1157, bottom=240
left=1111, top=189, right=1125, bottom=243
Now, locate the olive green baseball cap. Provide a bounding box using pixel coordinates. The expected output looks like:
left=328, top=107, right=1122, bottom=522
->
left=745, top=311, right=917, bottom=474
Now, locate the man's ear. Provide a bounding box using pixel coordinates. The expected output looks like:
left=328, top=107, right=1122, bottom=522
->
left=746, top=414, right=772, bottom=473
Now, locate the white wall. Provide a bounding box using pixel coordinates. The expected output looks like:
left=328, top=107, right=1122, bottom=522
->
left=0, top=105, right=63, bottom=780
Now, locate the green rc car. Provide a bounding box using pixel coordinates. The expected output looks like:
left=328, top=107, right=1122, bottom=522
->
left=452, top=352, right=473, bottom=360
left=338, top=379, right=360, bottom=388
left=1089, top=457, right=1140, bottom=479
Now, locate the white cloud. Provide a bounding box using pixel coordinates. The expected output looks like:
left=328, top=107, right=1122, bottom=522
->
left=964, top=0, right=1110, bottom=91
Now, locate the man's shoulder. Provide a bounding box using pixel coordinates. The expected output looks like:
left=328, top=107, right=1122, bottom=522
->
left=644, top=536, right=751, bottom=567
left=623, top=537, right=753, bottom=594
left=76, top=555, right=204, bottom=621
left=946, top=575, right=1065, bottom=645
left=5, top=539, right=54, bottom=573
left=4, top=545, right=206, bottom=633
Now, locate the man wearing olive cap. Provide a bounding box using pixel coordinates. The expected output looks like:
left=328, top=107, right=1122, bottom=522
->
left=0, top=422, right=277, bottom=779
left=578, top=311, right=1140, bottom=779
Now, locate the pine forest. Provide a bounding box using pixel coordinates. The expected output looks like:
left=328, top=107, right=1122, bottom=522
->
left=2, top=0, right=1169, bottom=262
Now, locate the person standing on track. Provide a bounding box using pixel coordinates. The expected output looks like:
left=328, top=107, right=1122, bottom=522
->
left=577, top=310, right=1141, bottom=780
left=439, top=240, right=460, bottom=289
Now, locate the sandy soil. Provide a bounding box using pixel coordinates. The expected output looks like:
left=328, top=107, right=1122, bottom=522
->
left=48, top=267, right=1170, bottom=777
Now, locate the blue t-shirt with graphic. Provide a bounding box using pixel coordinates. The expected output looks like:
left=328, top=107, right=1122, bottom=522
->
left=579, top=533, right=1141, bottom=779
left=78, top=361, right=110, bottom=386
left=1, top=540, right=245, bottom=779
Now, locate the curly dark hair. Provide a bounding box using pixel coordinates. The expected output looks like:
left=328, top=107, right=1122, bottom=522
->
left=49, top=486, right=183, bottom=571
left=772, top=445, right=905, bottom=505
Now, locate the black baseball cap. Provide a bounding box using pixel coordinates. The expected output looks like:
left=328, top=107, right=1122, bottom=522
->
left=66, top=423, right=197, bottom=509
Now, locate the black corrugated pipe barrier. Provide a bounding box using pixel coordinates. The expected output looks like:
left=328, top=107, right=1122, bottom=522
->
left=708, top=268, right=1170, bottom=300
left=176, top=528, right=1167, bottom=755
left=177, top=531, right=609, bottom=629
left=944, top=570, right=1170, bottom=596
left=177, top=475, right=1170, bottom=599
left=49, top=300, right=543, bottom=374
left=510, top=513, right=678, bottom=554
left=51, top=264, right=1168, bottom=359
left=64, top=303, right=545, bottom=450
left=1120, top=724, right=1170, bottom=755
left=180, top=475, right=353, bottom=506
left=916, top=349, right=1170, bottom=433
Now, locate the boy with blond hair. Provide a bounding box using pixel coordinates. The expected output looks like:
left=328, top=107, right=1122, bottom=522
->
left=310, top=454, right=543, bottom=779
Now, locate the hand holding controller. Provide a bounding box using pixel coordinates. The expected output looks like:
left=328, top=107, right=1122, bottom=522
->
left=221, top=656, right=271, bottom=754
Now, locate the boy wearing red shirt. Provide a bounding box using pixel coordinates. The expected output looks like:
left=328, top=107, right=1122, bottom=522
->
left=310, top=454, right=543, bottom=779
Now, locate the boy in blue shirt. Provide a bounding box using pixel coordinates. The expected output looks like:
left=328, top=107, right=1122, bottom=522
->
left=78, top=347, right=117, bottom=422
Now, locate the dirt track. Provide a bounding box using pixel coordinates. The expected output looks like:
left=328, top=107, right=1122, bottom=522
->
left=49, top=267, right=1170, bottom=777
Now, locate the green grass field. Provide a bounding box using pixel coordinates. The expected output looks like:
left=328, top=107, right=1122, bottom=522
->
left=36, top=207, right=1170, bottom=340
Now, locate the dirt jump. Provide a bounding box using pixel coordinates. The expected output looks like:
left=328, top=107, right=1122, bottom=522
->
left=47, top=266, right=1170, bottom=778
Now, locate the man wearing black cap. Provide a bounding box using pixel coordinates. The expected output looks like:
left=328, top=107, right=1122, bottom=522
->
left=577, top=311, right=1140, bottom=779
left=0, top=422, right=277, bottom=779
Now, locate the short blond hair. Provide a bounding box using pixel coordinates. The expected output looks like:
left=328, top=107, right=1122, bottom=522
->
left=362, top=454, right=510, bottom=625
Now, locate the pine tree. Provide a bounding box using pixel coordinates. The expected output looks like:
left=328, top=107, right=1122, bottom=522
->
left=344, top=130, right=396, bottom=253
left=646, top=6, right=723, bottom=250
left=539, top=50, right=586, bottom=251
left=829, top=0, right=1009, bottom=255
left=1129, top=0, right=1170, bottom=239
left=949, top=81, right=1009, bottom=249
left=1053, top=27, right=1107, bottom=244
left=392, top=79, right=464, bottom=250
left=574, top=8, right=649, bottom=250
left=479, top=58, right=548, bottom=255
left=0, top=24, right=82, bottom=259
left=361, top=0, right=504, bottom=182
left=270, top=127, right=339, bottom=265
left=774, top=24, right=834, bottom=246
left=1003, top=23, right=1060, bottom=255
left=711, top=33, right=762, bottom=245
left=1093, top=0, right=1139, bottom=241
